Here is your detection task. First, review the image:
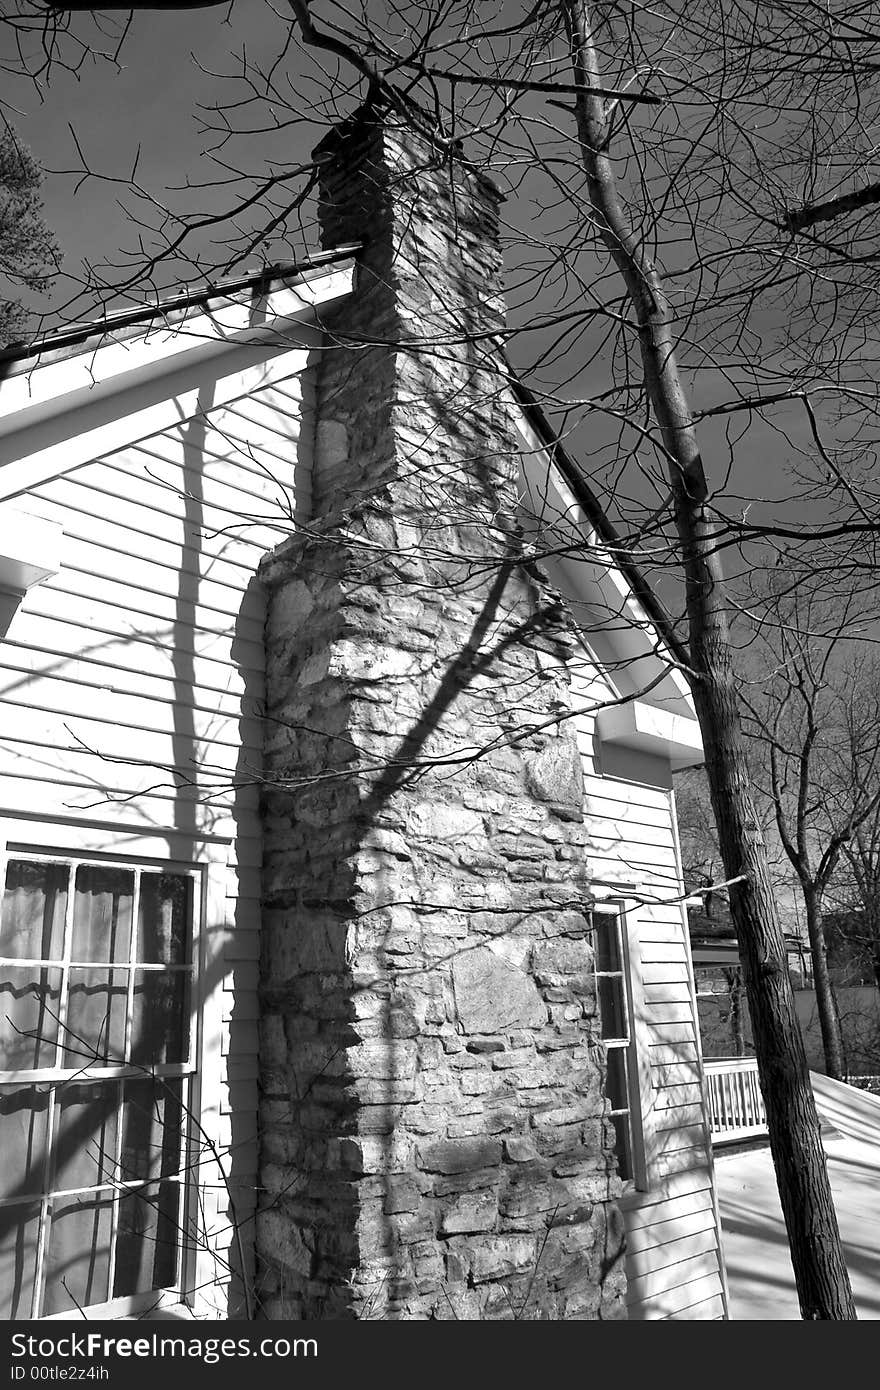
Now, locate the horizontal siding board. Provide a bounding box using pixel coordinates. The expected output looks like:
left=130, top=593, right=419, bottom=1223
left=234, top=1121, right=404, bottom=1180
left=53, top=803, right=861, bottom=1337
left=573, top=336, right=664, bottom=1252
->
left=582, top=772, right=672, bottom=811
left=637, top=924, right=690, bottom=946
left=662, top=1292, right=725, bottom=1320
left=0, top=764, right=237, bottom=821
left=649, top=1043, right=700, bottom=1066
left=587, top=837, right=678, bottom=871
left=138, top=430, right=308, bottom=515
left=654, top=1124, right=708, bottom=1157
left=622, top=1177, right=715, bottom=1233
left=31, top=488, right=281, bottom=582
left=1, top=697, right=254, bottom=766
left=641, top=965, right=693, bottom=990
left=56, top=456, right=303, bottom=547
left=652, top=1083, right=706, bottom=1113
left=651, top=1059, right=702, bottom=1088
left=626, top=1249, right=721, bottom=1302
left=0, top=652, right=261, bottom=722
left=582, top=791, right=673, bottom=827
left=17, top=597, right=265, bottom=672
left=36, top=566, right=266, bottom=638
left=645, top=1001, right=696, bottom=1024
left=644, top=981, right=694, bottom=1005
left=74, top=440, right=304, bottom=525
left=632, top=1272, right=725, bottom=1319
left=662, top=1147, right=708, bottom=1178
left=588, top=817, right=679, bottom=851
left=627, top=1226, right=720, bottom=1279
left=1, top=637, right=263, bottom=711
left=653, top=1103, right=706, bottom=1131
left=41, top=536, right=260, bottom=616
left=645, top=1022, right=697, bottom=1046
left=625, top=1206, right=718, bottom=1255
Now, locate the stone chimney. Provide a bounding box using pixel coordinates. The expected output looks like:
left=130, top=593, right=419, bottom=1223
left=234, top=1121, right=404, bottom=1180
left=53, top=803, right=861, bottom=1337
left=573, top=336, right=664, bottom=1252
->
left=255, top=94, right=626, bottom=1320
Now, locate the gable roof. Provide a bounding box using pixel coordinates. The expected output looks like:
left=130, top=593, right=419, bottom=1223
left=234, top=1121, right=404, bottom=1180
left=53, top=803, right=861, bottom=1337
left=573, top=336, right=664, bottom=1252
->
left=0, top=250, right=358, bottom=505
left=0, top=246, right=361, bottom=372
left=0, top=247, right=701, bottom=765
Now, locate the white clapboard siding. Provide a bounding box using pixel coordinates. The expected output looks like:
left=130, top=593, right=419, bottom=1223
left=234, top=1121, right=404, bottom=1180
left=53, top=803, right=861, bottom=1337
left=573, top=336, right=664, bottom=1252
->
left=34, top=565, right=268, bottom=639
left=0, top=637, right=262, bottom=713
left=37, top=460, right=300, bottom=551
left=29, top=492, right=279, bottom=590
left=0, top=338, right=315, bottom=1315
left=645, top=1000, right=697, bottom=1024
left=569, top=658, right=727, bottom=1320
left=0, top=759, right=259, bottom=822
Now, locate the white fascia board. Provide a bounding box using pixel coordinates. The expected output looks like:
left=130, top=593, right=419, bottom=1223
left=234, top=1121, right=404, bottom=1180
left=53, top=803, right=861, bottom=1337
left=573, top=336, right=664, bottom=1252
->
left=0, top=265, right=353, bottom=432
left=513, top=401, right=696, bottom=716
left=596, top=699, right=704, bottom=770
left=0, top=265, right=354, bottom=504
left=0, top=344, right=314, bottom=505
left=0, top=507, right=64, bottom=591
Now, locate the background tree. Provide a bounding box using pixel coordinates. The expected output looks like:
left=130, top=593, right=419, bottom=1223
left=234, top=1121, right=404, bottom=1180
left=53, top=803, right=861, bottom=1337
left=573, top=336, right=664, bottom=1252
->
left=839, top=805, right=880, bottom=993
left=0, top=121, right=61, bottom=347
left=741, top=587, right=880, bottom=1079
left=10, top=0, right=880, bottom=1317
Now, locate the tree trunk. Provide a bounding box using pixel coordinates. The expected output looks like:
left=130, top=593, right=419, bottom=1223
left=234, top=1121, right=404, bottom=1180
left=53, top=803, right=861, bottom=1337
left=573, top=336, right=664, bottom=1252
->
left=803, top=887, right=845, bottom=1079
left=562, top=0, right=857, bottom=1318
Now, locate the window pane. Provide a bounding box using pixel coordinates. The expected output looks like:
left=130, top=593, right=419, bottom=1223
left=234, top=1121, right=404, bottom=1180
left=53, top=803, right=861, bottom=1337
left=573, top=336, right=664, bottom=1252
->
left=1, top=860, right=68, bottom=961
left=138, top=874, right=191, bottom=966
left=64, top=969, right=127, bottom=1066
left=0, top=967, right=61, bottom=1069
left=0, top=852, right=195, bottom=1315
left=0, top=1087, right=49, bottom=1199
left=611, top=1112, right=633, bottom=1182
left=594, top=915, right=621, bottom=972
left=72, top=866, right=133, bottom=964
left=54, top=1083, right=119, bottom=1193
left=604, top=1046, right=630, bottom=1112
left=43, top=1194, right=113, bottom=1315
left=119, top=1079, right=182, bottom=1182
left=0, top=1201, right=40, bottom=1319
left=598, top=976, right=627, bottom=1041
left=131, top=972, right=190, bottom=1066
left=113, top=1182, right=180, bottom=1297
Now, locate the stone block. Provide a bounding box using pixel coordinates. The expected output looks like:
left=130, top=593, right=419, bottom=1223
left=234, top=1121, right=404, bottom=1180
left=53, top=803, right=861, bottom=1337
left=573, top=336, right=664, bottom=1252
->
left=417, top=1137, right=503, bottom=1174
left=503, top=1135, right=541, bottom=1164
left=452, top=946, right=546, bottom=1034
left=469, top=1235, right=538, bottom=1283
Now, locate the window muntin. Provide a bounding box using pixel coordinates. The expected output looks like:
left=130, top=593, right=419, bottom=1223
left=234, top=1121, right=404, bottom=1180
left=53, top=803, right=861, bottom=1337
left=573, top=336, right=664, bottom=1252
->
left=0, top=851, right=198, bottom=1319
left=592, top=905, right=635, bottom=1184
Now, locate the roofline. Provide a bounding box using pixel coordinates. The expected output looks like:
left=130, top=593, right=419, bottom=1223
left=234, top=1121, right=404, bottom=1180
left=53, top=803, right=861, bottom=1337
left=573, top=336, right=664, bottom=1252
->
left=509, top=375, right=693, bottom=674
left=0, top=244, right=363, bottom=371
left=1, top=238, right=690, bottom=683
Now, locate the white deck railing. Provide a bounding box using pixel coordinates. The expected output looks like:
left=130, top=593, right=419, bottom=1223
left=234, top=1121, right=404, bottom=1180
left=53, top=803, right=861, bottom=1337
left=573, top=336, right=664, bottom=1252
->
left=704, top=1057, right=768, bottom=1143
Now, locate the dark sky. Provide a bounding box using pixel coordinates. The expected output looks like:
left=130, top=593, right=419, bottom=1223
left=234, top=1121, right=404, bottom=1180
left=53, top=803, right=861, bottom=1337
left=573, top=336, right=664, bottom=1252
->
left=4, top=2, right=861, bottom=612
left=8, top=4, right=320, bottom=309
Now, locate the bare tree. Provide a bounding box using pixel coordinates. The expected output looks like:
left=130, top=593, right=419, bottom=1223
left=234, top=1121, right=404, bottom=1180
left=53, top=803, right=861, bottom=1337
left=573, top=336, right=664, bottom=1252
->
left=740, top=587, right=880, bottom=1080
left=11, top=0, right=880, bottom=1318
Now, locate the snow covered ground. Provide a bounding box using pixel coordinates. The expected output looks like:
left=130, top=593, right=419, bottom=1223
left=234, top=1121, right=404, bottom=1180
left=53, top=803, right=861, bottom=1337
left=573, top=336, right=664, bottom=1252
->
left=714, top=1074, right=880, bottom=1320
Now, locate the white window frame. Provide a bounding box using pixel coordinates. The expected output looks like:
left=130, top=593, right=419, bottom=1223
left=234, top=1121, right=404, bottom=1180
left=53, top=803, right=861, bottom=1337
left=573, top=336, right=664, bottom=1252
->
left=590, top=894, right=657, bottom=1193
left=0, top=817, right=230, bottom=1321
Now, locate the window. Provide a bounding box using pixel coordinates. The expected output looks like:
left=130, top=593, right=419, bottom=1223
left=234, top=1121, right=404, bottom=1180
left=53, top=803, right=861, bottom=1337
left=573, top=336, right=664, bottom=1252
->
left=0, top=849, right=200, bottom=1319
left=592, top=904, right=637, bottom=1184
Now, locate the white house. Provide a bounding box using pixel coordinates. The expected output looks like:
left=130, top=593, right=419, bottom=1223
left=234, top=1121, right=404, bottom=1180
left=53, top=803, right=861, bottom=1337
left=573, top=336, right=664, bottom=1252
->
left=0, top=99, right=728, bottom=1321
